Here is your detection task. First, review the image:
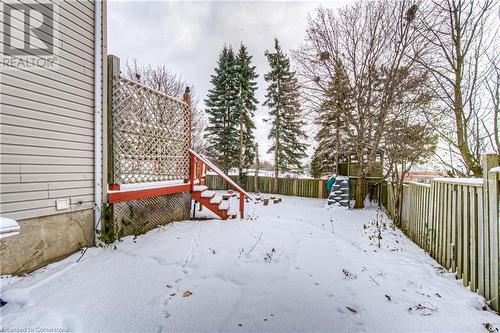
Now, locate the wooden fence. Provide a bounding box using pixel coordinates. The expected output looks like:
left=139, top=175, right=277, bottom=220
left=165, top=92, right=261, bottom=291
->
left=384, top=154, right=500, bottom=311
left=206, top=174, right=328, bottom=199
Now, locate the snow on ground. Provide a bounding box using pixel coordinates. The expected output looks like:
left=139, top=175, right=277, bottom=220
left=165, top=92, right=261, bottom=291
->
left=1, top=195, right=498, bottom=332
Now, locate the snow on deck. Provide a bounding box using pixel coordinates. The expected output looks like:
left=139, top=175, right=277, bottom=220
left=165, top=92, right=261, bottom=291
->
left=1, top=196, right=498, bottom=332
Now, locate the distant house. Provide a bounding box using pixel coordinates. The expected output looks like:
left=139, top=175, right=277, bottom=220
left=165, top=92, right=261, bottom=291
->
left=402, top=171, right=444, bottom=184
left=0, top=1, right=106, bottom=274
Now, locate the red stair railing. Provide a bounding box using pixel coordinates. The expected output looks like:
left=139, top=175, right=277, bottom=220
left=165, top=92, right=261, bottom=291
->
left=189, top=149, right=251, bottom=218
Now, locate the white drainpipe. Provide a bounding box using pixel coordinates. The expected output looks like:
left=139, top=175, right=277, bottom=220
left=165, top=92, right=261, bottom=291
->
left=94, top=0, right=103, bottom=238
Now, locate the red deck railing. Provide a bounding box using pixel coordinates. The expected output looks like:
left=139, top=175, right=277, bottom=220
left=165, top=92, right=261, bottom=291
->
left=189, top=149, right=251, bottom=218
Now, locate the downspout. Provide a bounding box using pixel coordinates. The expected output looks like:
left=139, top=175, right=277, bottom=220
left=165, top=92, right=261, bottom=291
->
left=94, top=0, right=103, bottom=240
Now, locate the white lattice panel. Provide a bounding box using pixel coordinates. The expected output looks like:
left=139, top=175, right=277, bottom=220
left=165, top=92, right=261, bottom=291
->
left=111, top=76, right=190, bottom=184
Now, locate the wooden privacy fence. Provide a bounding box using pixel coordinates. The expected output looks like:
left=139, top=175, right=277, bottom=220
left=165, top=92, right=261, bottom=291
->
left=206, top=174, right=328, bottom=199
left=385, top=154, right=500, bottom=311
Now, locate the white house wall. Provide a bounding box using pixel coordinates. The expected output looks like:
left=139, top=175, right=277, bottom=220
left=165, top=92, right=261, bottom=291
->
left=0, top=0, right=103, bottom=221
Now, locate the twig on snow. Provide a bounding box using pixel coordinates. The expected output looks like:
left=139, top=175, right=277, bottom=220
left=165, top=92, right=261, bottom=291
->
left=246, top=232, right=263, bottom=255
left=369, top=275, right=380, bottom=286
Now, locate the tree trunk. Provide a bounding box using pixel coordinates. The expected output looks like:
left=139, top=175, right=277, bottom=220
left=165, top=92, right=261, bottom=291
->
left=354, top=170, right=365, bottom=209
left=453, top=82, right=482, bottom=176
left=273, top=163, right=279, bottom=193
left=452, top=24, right=482, bottom=177
left=396, top=184, right=404, bottom=227
left=254, top=143, right=259, bottom=193
left=335, top=118, right=340, bottom=175
left=238, top=121, right=244, bottom=186
left=393, top=183, right=403, bottom=228
left=274, top=146, right=279, bottom=194
left=493, top=76, right=500, bottom=154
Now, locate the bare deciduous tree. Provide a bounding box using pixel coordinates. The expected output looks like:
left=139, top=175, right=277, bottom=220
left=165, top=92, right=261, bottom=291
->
left=417, top=0, right=498, bottom=176
left=295, top=0, right=429, bottom=208
left=384, top=116, right=437, bottom=227
left=485, top=52, right=500, bottom=155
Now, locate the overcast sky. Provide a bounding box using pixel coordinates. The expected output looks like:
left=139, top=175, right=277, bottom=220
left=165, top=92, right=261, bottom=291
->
left=108, top=0, right=349, bottom=163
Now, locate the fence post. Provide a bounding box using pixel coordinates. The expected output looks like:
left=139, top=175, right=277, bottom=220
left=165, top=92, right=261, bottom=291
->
left=182, top=87, right=192, bottom=150
left=318, top=180, right=324, bottom=198
left=483, top=154, right=499, bottom=311
left=240, top=193, right=245, bottom=219
left=107, top=55, right=120, bottom=187
left=104, top=55, right=120, bottom=237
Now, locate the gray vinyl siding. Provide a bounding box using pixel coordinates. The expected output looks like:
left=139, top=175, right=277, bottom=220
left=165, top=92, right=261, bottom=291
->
left=0, top=1, right=101, bottom=221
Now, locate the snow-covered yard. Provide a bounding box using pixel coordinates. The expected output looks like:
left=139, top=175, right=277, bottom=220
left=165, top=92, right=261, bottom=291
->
left=1, top=195, right=498, bottom=332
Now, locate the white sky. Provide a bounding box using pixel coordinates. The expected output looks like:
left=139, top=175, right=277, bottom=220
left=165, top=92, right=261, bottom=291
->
left=108, top=0, right=350, bottom=163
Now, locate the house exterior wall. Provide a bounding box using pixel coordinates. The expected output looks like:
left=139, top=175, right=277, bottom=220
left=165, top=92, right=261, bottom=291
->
left=0, top=209, right=95, bottom=274
left=0, top=0, right=106, bottom=274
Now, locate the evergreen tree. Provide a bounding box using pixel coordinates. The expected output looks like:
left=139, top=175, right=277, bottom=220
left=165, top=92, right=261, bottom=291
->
left=310, top=151, right=324, bottom=179
left=263, top=38, right=307, bottom=192
left=313, top=59, right=354, bottom=177
left=234, top=44, right=258, bottom=184
left=204, top=46, right=239, bottom=173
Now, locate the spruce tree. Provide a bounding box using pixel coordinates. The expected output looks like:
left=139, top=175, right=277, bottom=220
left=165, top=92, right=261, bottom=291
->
left=204, top=45, right=239, bottom=173
left=234, top=44, right=258, bottom=184
left=263, top=38, right=307, bottom=192
left=310, top=151, right=324, bottom=179
left=313, top=59, right=354, bottom=177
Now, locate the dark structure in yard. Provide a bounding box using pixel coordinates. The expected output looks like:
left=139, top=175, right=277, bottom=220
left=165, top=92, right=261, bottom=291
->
left=334, top=148, right=385, bottom=204
left=336, top=148, right=384, bottom=178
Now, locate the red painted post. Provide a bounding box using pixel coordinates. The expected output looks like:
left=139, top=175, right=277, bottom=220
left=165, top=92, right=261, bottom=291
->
left=108, top=184, right=121, bottom=191
left=197, top=161, right=202, bottom=181
left=239, top=192, right=245, bottom=219
left=190, top=154, right=195, bottom=192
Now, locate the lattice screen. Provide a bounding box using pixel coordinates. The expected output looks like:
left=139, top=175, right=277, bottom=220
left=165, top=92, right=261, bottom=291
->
left=113, top=192, right=191, bottom=236
left=111, top=76, right=190, bottom=184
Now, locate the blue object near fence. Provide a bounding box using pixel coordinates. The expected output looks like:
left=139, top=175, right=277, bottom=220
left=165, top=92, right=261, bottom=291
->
left=326, top=176, right=336, bottom=193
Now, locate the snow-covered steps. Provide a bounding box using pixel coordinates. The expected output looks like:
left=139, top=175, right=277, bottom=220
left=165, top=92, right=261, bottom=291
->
left=193, top=185, right=208, bottom=192
left=210, top=194, right=223, bottom=205
left=191, top=188, right=235, bottom=220
left=200, top=190, right=216, bottom=198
